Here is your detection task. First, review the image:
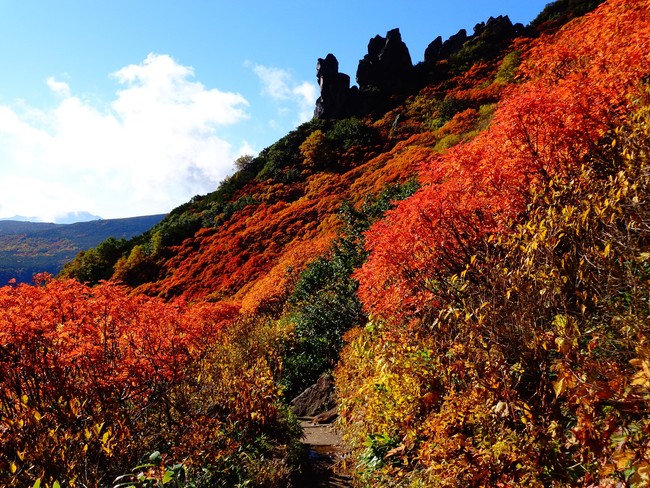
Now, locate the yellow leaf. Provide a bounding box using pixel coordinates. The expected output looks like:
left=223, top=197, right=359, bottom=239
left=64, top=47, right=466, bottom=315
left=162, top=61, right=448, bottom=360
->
left=611, top=449, right=635, bottom=470
left=631, top=359, right=650, bottom=388
left=69, top=398, right=81, bottom=416
left=9, top=461, right=17, bottom=474
left=553, top=377, right=565, bottom=398
left=631, top=462, right=650, bottom=485
left=631, top=371, right=650, bottom=388
left=492, top=401, right=508, bottom=417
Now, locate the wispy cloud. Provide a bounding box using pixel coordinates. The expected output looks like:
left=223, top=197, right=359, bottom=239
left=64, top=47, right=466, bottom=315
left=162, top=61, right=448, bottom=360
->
left=46, top=77, right=71, bottom=97
left=248, top=62, right=317, bottom=126
left=292, top=81, right=319, bottom=124
left=252, top=64, right=293, bottom=100
left=0, top=53, right=250, bottom=221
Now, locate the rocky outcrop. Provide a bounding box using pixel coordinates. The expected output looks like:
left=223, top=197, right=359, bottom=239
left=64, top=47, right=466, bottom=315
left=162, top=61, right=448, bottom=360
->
left=290, top=372, right=336, bottom=417
left=473, top=15, right=521, bottom=40
left=313, top=16, right=525, bottom=120
left=424, top=16, right=522, bottom=64
left=356, top=28, right=413, bottom=92
left=314, top=54, right=352, bottom=119
left=424, top=29, right=468, bottom=64
left=314, top=29, right=414, bottom=119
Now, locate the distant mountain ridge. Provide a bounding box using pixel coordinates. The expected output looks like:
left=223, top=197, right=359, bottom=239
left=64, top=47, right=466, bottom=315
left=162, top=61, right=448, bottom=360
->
left=0, top=220, right=59, bottom=234
left=0, top=210, right=102, bottom=224
left=0, top=214, right=165, bottom=284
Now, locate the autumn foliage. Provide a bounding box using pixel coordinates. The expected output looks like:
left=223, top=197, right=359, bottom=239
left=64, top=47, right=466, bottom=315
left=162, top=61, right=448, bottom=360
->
left=356, top=0, right=649, bottom=321
left=336, top=0, right=650, bottom=485
left=0, top=277, right=300, bottom=486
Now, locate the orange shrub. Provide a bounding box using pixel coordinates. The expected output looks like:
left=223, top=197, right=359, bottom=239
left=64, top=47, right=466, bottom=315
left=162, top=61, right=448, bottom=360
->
left=0, top=277, right=238, bottom=486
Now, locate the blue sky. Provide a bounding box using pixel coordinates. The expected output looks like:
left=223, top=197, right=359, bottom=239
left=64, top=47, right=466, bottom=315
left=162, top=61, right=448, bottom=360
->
left=0, top=0, right=550, bottom=222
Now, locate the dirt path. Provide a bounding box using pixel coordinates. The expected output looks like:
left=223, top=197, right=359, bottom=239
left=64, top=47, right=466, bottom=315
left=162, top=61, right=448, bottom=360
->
left=295, top=418, right=352, bottom=487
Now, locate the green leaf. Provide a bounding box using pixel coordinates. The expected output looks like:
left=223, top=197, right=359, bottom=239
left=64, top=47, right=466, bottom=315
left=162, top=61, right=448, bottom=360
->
left=149, top=450, right=162, bottom=465
left=162, top=470, right=174, bottom=484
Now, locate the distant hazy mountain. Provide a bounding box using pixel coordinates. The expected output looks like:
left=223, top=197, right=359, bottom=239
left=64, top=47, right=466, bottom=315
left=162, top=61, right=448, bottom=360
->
left=53, top=211, right=103, bottom=224
left=0, top=214, right=165, bottom=284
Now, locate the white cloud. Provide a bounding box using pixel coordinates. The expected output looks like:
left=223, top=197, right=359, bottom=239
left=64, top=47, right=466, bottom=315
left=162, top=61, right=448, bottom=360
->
left=252, top=64, right=293, bottom=100
left=249, top=62, right=318, bottom=125
left=46, top=77, right=71, bottom=97
left=0, top=53, right=250, bottom=222
left=293, top=81, right=319, bottom=124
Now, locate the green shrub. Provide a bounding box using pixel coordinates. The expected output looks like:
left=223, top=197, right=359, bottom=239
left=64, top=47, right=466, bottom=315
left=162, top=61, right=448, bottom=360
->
left=281, top=180, right=419, bottom=397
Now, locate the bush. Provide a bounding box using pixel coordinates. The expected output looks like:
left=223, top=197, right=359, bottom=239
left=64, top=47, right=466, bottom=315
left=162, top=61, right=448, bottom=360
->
left=494, top=50, right=522, bottom=84
left=0, top=278, right=301, bottom=487
left=326, top=117, right=378, bottom=152
left=336, top=100, right=650, bottom=486
left=256, top=119, right=325, bottom=181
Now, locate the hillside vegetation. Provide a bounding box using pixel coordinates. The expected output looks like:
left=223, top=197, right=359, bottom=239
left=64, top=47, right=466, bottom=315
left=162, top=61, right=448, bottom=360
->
left=2, top=0, right=649, bottom=486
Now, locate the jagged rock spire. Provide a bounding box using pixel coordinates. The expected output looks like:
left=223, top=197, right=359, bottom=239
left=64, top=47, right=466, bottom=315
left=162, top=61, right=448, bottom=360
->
left=356, top=28, right=413, bottom=92
left=314, top=53, right=351, bottom=119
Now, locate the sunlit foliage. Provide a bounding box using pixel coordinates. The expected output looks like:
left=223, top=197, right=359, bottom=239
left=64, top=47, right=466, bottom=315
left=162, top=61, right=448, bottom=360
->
left=337, top=1, right=650, bottom=485
left=0, top=277, right=300, bottom=487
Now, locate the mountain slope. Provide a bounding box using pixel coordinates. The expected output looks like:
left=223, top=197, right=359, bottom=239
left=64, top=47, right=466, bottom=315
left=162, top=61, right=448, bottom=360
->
left=337, top=0, right=650, bottom=485
left=61, top=13, right=542, bottom=301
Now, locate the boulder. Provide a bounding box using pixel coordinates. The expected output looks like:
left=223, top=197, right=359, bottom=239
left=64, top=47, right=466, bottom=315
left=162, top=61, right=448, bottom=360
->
left=290, top=373, right=336, bottom=417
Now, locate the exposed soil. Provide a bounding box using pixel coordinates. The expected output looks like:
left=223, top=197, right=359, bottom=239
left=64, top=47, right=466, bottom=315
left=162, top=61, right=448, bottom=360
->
left=295, top=418, right=352, bottom=487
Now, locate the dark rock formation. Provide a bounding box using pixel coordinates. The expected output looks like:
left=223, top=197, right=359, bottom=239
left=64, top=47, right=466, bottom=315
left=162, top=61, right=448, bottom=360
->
left=425, top=31, right=462, bottom=64
left=314, top=53, right=351, bottom=119
left=471, top=15, right=520, bottom=44
left=424, top=16, right=521, bottom=65
left=290, top=372, right=336, bottom=417
left=356, top=28, right=413, bottom=92
left=313, top=16, right=526, bottom=120
left=424, top=29, right=468, bottom=64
